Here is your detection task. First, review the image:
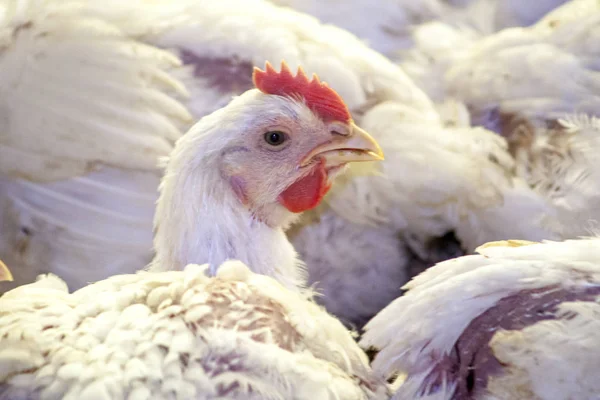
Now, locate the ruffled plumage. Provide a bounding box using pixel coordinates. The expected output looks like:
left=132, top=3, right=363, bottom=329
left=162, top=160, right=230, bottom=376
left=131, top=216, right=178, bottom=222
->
left=361, top=237, right=600, bottom=399
left=0, top=261, right=389, bottom=400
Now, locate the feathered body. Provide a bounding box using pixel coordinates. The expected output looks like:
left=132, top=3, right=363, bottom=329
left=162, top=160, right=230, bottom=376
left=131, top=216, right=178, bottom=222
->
left=452, top=4, right=600, bottom=240
left=268, top=0, right=568, bottom=59
left=396, top=0, right=600, bottom=248
left=361, top=238, right=600, bottom=399
left=0, top=262, right=388, bottom=399
left=0, top=0, right=191, bottom=290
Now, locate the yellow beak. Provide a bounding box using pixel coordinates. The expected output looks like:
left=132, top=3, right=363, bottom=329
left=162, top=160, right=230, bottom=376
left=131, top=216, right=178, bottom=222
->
left=301, top=122, right=384, bottom=167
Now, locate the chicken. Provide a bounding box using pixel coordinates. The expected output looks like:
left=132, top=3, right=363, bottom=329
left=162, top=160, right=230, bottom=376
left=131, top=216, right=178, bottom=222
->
left=445, top=6, right=600, bottom=126
left=360, top=238, right=600, bottom=399
left=396, top=0, right=600, bottom=246
left=0, top=261, right=388, bottom=399
left=0, top=60, right=388, bottom=399
left=451, top=3, right=600, bottom=241
left=267, top=0, right=568, bottom=59
left=400, top=0, right=600, bottom=102
left=267, top=0, right=446, bottom=57
left=356, top=98, right=558, bottom=256
left=149, top=60, right=384, bottom=290
left=0, top=260, right=11, bottom=282
left=0, top=0, right=421, bottom=297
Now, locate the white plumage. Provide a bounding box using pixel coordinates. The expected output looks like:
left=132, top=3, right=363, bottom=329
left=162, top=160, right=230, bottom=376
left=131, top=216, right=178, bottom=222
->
left=397, top=0, right=600, bottom=246
left=0, top=0, right=192, bottom=181
left=0, top=2, right=599, bottom=397
left=0, top=0, right=426, bottom=290
left=289, top=208, right=410, bottom=326
left=268, top=0, right=569, bottom=59
left=487, top=301, right=600, bottom=399
left=0, top=261, right=388, bottom=399
left=358, top=100, right=557, bottom=255
left=0, top=0, right=191, bottom=290
left=0, top=169, right=160, bottom=289
left=361, top=238, right=600, bottom=399
left=445, top=14, right=600, bottom=121
left=2, top=0, right=592, bottom=330
left=446, top=5, right=600, bottom=241
left=145, top=84, right=386, bottom=291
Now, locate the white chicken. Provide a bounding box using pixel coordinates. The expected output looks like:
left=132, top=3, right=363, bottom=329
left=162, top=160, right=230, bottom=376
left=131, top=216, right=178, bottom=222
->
left=268, top=0, right=568, bottom=59
left=0, top=60, right=388, bottom=399
left=148, top=60, right=384, bottom=290
left=361, top=238, right=600, bottom=399
left=0, top=0, right=555, bottom=329
left=395, top=0, right=600, bottom=249
left=0, top=262, right=388, bottom=400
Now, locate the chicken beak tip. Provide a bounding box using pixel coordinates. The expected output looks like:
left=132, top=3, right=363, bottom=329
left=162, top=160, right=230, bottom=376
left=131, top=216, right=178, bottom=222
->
left=368, top=149, right=385, bottom=161
left=348, top=123, right=384, bottom=162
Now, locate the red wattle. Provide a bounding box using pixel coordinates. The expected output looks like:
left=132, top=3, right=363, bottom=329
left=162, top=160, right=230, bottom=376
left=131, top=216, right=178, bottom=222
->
left=278, top=161, right=331, bottom=213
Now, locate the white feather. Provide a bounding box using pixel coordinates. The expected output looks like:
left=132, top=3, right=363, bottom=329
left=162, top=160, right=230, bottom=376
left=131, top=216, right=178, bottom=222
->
left=485, top=301, right=600, bottom=399
left=0, top=0, right=192, bottom=182
left=361, top=237, right=600, bottom=399
left=0, top=168, right=159, bottom=291
left=0, top=262, right=389, bottom=399
left=289, top=207, right=410, bottom=328
left=266, top=0, right=569, bottom=60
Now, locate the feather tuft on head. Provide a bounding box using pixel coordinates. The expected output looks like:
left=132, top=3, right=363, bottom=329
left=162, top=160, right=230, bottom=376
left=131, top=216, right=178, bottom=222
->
left=252, top=61, right=351, bottom=123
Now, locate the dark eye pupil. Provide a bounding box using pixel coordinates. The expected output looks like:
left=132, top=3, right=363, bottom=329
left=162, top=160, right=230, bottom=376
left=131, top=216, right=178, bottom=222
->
left=265, top=131, right=285, bottom=146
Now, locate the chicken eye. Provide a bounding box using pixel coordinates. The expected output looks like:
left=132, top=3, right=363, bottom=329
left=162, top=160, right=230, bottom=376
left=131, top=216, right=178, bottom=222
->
left=264, top=131, right=286, bottom=146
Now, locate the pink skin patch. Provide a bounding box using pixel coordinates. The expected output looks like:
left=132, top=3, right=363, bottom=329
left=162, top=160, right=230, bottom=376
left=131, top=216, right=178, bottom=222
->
left=229, top=175, right=249, bottom=205
left=278, top=159, right=332, bottom=213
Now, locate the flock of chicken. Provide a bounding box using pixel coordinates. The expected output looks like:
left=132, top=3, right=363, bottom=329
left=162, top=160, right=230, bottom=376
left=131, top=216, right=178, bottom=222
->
left=0, top=0, right=599, bottom=398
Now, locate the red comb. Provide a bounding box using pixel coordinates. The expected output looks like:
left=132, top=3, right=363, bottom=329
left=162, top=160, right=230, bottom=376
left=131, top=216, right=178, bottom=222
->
left=252, top=61, right=351, bottom=123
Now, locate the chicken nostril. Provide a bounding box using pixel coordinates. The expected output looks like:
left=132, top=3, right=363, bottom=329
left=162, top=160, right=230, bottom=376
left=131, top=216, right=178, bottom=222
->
left=330, top=130, right=349, bottom=136
left=328, top=121, right=351, bottom=137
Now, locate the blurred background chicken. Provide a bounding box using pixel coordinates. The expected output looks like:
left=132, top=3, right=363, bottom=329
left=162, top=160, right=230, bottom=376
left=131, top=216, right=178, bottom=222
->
left=397, top=0, right=600, bottom=247
left=270, top=0, right=569, bottom=59
left=361, top=237, right=600, bottom=399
